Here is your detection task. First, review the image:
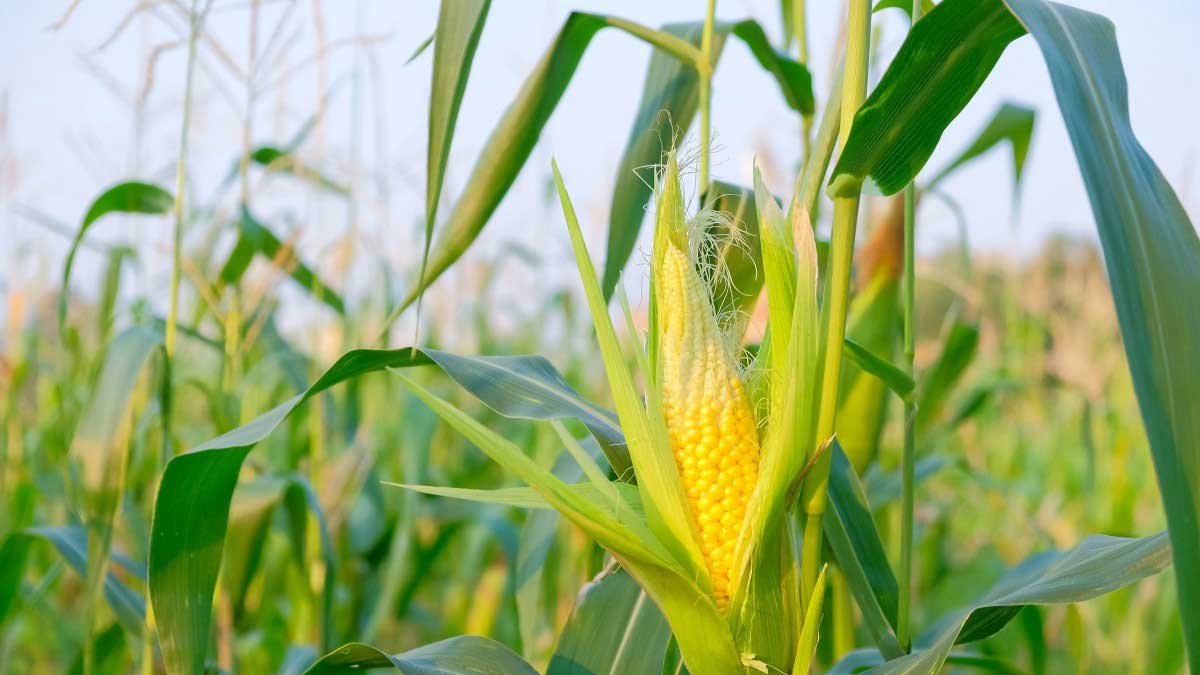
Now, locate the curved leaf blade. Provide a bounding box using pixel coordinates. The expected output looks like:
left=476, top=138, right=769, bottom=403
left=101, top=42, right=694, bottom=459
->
left=865, top=532, right=1171, bottom=674
left=60, top=181, right=173, bottom=329
left=823, top=444, right=904, bottom=660
left=1001, top=0, right=1200, bottom=667
left=828, top=0, right=1026, bottom=197
left=547, top=568, right=670, bottom=675
left=300, top=636, right=538, bottom=675
left=147, top=345, right=627, bottom=674
left=602, top=23, right=725, bottom=298
left=392, top=14, right=701, bottom=318
left=219, top=206, right=346, bottom=315
left=1, top=526, right=145, bottom=634
left=927, top=101, right=1036, bottom=190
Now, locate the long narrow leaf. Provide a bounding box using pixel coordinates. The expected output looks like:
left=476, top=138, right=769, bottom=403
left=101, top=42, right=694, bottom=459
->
left=421, top=0, right=492, bottom=303
left=300, top=636, right=538, bottom=675
left=60, top=181, right=173, bottom=330
left=865, top=532, right=1171, bottom=674
left=547, top=568, right=671, bottom=675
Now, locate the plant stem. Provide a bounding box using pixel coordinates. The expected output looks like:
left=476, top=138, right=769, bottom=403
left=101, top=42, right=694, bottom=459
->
left=897, top=0, right=924, bottom=651
left=799, top=0, right=872, bottom=606
left=166, top=0, right=205, bottom=360
left=791, top=61, right=843, bottom=225
left=794, top=0, right=812, bottom=160
left=698, top=0, right=716, bottom=193
left=898, top=183, right=916, bottom=649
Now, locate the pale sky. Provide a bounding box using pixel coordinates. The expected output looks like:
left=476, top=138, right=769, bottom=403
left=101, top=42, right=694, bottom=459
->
left=1, top=0, right=1197, bottom=325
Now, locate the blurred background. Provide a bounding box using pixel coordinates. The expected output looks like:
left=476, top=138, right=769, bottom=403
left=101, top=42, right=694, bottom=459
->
left=1, top=2, right=1198, bottom=673
left=2, top=0, right=1198, bottom=340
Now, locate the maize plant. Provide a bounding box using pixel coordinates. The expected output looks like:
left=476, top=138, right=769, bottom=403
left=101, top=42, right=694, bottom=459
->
left=396, top=151, right=827, bottom=673
left=4, top=0, right=1200, bottom=673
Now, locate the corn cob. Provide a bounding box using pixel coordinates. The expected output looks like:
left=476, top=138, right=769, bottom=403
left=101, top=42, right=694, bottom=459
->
left=657, top=233, right=760, bottom=612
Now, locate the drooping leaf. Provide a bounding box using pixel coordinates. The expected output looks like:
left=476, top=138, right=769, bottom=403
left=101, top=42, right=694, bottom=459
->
left=390, top=14, right=701, bottom=320
left=300, top=636, right=538, bottom=675
left=218, top=205, right=346, bottom=315
left=392, top=13, right=811, bottom=320
left=547, top=568, right=671, bottom=675
left=727, top=20, right=814, bottom=115
left=864, top=532, right=1171, bottom=673
left=927, top=102, right=1036, bottom=190
left=1003, top=1, right=1200, bottom=666
left=60, top=181, right=173, bottom=329
left=420, top=348, right=631, bottom=479
left=246, top=146, right=349, bottom=195
left=828, top=0, right=1027, bottom=197
left=148, top=345, right=625, bottom=675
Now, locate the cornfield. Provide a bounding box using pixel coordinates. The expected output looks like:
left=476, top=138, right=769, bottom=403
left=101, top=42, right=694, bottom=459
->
left=2, top=1, right=1198, bottom=674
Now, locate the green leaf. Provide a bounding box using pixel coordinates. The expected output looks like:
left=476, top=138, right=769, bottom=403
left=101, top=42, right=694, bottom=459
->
left=863, top=455, right=954, bottom=510
left=420, top=348, right=631, bottom=479
left=67, top=326, right=162, bottom=646
left=1001, top=0, right=1200, bottom=667
left=60, top=181, right=173, bottom=330
left=1, top=526, right=145, bottom=634
left=219, top=206, right=346, bottom=315
left=864, top=531, right=1171, bottom=673
left=704, top=181, right=764, bottom=324
left=602, top=23, right=812, bottom=297
left=753, top=166, right=797, bottom=384
left=547, top=568, right=671, bottom=675
left=823, top=444, right=904, bottom=660
left=793, top=564, right=829, bottom=675
left=836, top=232, right=902, bottom=471
left=727, top=20, right=814, bottom=115
left=421, top=0, right=492, bottom=306
left=873, top=0, right=936, bottom=20
left=828, top=0, right=1026, bottom=197
left=554, top=160, right=704, bottom=576
left=914, top=321, right=979, bottom=436
left=247, top=146, right=349, bottom=195
left=149, top=348, right=427, bottom=675
left=392, top=12, right=811, bottom=319
left=300, top=636, right=538, bottom=674
left=927, top=102, right=1036, bottom=190
left=602, top=23, right=725, bottom=299
left=842, top=337, right=914, bottom=400
left=148, top=345, right=625, bottom=674
left=387, top=481, right=644, bottom=520
left=392, top=13, right=701, bottom=318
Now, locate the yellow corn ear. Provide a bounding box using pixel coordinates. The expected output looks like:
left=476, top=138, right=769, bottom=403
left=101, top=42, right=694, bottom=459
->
left=654, top=161, right=760, bottom=611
